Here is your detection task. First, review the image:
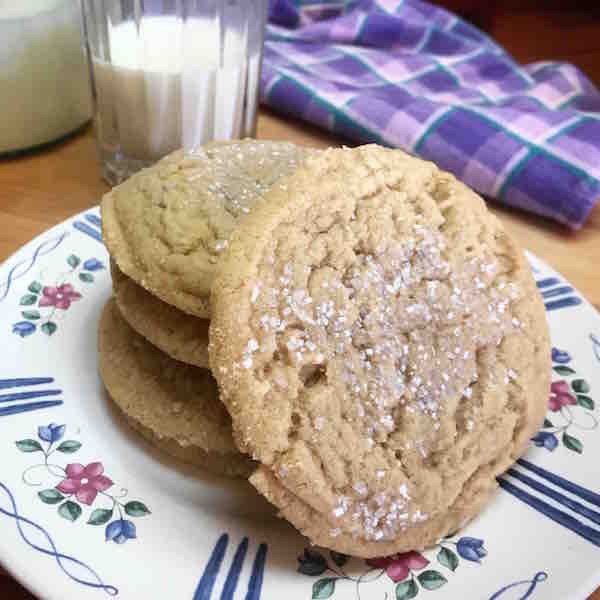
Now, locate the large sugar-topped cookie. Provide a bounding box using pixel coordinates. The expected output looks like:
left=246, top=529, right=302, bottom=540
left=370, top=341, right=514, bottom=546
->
left=111, top=261, right=210, bottom=368
left=98, top=298, right=253, bottom=478
left=209, top=145, right=550, bottom=556
left=102, top=140, right=309, bottom=318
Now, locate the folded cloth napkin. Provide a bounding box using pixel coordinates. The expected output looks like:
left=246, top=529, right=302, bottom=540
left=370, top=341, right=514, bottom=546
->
left=263, top=0, right=600, bottom=228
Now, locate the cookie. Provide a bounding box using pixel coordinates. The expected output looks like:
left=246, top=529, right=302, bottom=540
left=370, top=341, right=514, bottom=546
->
left=209, top=145, right=550, bottom=556
left=98, top=298, right=253, bottom=478
left=111, top=261, right=210, bottom=368
left=102, top=140, right=310, bottom=318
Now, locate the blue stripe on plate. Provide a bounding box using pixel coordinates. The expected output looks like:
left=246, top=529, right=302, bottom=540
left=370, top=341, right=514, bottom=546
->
left=540, top=286, right=573, bottom=299
left=220, top=538, right=248, bottom=600
left=498, top=478, right=600, bottom=547
left=517, top=459, right=600, bottom=507
left=0, top=389, right=62, bottom=404
left=0, top=400, right=64, bottom=417
left=73, top=221, right=102, bottom=243
left=0, top=377, right=53, bottom=390
left=592, top=333, right=600, bottom=362
left=84, top=213, right=102, bottom=227
left=506, top=468, right=600, bottom=526
left=545, top=297, right=582, bottom=311
left=536, top=277, right=560, bottom=289
left=193, top=534, right=229, bottom=600
left=244, top=543, right=267, bottom=600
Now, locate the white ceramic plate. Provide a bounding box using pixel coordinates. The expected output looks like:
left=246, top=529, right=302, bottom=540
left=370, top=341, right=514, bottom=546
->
left=0, top=208, right=599, bottom=600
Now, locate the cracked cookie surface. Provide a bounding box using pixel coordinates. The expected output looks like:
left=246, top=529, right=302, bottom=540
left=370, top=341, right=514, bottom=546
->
left=102, top=140, right=310, bottom=318
left=98, top=298, right=253, bottom=478
left=209, top=145, right=550, bottom=556
left=111, top=261, right=210, bottom=368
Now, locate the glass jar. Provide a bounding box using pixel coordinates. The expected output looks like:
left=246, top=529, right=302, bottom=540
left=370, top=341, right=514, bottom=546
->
left=0, top=0, right=92, bottom=155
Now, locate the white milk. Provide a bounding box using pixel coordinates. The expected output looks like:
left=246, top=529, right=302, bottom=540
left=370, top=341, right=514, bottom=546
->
left=0, top=0, right=91, bottom=154
left=93, top=16, right=262, bottom=163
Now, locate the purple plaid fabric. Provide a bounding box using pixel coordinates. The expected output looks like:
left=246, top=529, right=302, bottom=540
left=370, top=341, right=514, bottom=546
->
left=263, top=0, right=600, bottom=228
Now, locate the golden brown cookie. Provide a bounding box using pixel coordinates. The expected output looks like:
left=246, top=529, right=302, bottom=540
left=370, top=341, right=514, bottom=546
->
left=98, top=298, right=253, bottom=478
left=111, top=261, right=210, bottom=368
left=209, top=145, right=550, bottom=556
left=102, top=140, right=310, bottom=318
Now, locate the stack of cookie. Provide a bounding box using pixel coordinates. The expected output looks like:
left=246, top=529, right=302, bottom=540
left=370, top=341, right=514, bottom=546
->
left=99, top=140, right=308, bottom=478
left=99, top=142, right=551, bottom=557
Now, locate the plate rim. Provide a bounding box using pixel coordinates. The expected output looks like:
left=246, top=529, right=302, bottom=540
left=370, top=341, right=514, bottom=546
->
left=0, top=207, right=599, bottom=600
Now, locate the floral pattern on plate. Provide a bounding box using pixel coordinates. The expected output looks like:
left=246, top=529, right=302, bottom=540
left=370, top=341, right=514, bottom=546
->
left=532, top=347, right=597, bottom=454
left=17, top=423, right=150, bottom=544
left=297, top=534, right=487, bottom=599
left=12, top=254, right=104, bottom=338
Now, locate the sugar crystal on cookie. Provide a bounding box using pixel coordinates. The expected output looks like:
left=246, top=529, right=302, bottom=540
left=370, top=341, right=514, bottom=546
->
left=243, top=215, right=522, bottom=542
left=210, top=145, right=551, bottom=556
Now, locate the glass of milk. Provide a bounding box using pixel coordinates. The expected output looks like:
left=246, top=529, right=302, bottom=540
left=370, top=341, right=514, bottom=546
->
left=81, top=0, right=268, bottom=185
left=0, top=0, right=91, bottom=155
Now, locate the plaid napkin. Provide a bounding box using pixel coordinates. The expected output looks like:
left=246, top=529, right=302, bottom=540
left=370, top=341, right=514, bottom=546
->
left=262, top=0, right=600, bottom=228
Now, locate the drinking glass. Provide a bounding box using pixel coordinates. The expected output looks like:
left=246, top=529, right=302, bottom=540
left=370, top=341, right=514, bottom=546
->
left=81, top=0, right=268, bottom=185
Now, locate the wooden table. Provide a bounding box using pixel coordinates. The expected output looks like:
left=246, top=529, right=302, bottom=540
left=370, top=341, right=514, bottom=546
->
left=0, top=112, right=599, bottom=599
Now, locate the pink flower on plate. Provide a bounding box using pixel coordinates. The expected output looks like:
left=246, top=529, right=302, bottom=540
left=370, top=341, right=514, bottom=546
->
left=366, top=551, right=429, bottom=582
left=548, top=380, right=577, bottom=412
left=56, top=462, right=113, bottom=505
left=39, top=284, right=82, bottom=310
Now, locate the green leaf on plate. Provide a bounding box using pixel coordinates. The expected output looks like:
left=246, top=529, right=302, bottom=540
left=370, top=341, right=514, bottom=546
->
left=124, top=501, right=151, bottom=517
left=56, top=440, right=82, bottom=454
left=41, top=321, right=57, bottom=336
left=19, top=294, right=37, bottom=306
left=417, top=570, right=447, bottom=591
left=21, top=310, right=41, bottom=320
left=562, top=432, right=583, bottom=454
left=28, top=281, right=42, bottom=294
left=87, top=508, right=113, bottom=525
left=312, top=578, right=336, bottom=599
left=542, top=418, right=554, bottom=429
left=15, top=439, right=43, bottom=453
left=329, top=551, right=348, bottom=567
left=58, top=500, right=82, bottom=522
left=571, top=379, right=590, bottom=394
left=67, top=254, right=80, bottom=268
left=437, top=546, right=459, bottom=572
left=79, top=272, right=94, bottom=283
left=38, top=489, right=64, bottom=505
left=576, top=395, right=594, bottom=410
left=396, top=579, right=419, bottom=600
left=553, top=365, right=575, bottom=376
